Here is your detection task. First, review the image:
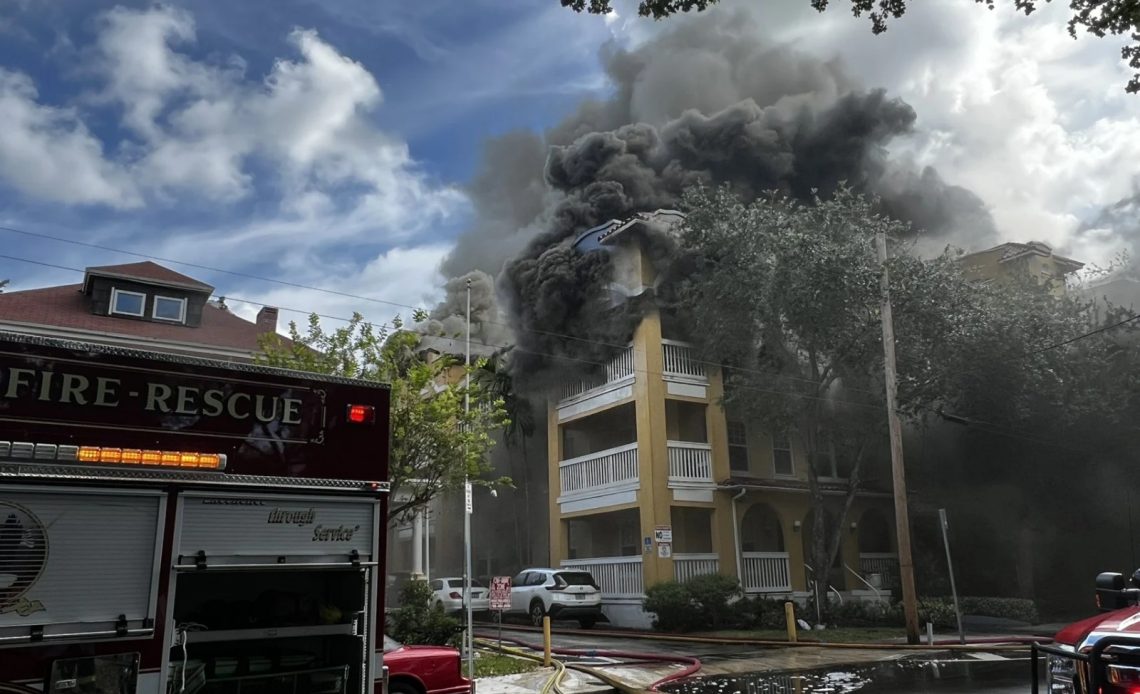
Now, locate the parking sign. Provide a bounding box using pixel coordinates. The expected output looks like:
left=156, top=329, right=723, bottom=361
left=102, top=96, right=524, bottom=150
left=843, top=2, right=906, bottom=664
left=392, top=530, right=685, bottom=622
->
left=489, top=576, right=511, bottom=611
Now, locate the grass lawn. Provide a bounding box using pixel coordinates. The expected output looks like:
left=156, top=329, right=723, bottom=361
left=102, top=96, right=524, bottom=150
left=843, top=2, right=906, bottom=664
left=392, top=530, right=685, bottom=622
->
left=694, top=627, right=908, bottom=643
left=470, top=652, right=543, bottom=678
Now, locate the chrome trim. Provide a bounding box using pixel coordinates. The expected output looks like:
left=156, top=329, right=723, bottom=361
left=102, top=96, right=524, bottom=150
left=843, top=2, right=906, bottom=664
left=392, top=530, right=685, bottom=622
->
left=0, top=628, right=154, bottom=644
left=0, top=462, right=390, bottom=493
left=173, top=561, right=378, bottom=571
left=0, top=330, right=390, bottom=390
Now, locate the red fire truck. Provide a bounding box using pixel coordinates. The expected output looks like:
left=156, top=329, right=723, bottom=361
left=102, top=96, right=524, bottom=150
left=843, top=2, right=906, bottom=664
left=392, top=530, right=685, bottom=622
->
left=0, top=330, right=393, bottom=694
left=1034, top=571, right=1140, bottom=693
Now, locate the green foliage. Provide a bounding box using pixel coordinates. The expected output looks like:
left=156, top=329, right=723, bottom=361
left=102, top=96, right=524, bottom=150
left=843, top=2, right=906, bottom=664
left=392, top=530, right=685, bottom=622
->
left=560, top=0, right=1138, bottom=93
left=391, top=580, right=462, bottom=647
left=644, top=575, right=747, bottom=631
left=258, top=313, right=510, bottom=520
left=739, top=596, right=800, bottom=630
left=684, top=573, right=743, bottom=629
left=473, top=653, right=541, bottom=678
left=0, top=279, right=7, bottom=293
left=643, top=580, right=705, bottom=632
left=820, top=597, right=1039, bottom=629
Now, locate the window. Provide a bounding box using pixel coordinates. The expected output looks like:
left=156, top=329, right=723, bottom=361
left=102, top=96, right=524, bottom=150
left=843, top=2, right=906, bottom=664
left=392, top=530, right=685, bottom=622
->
left=772, top=431, right=794, bottom=476
left=727, top=420, right=749, bottom=472
left=153, top=295, right=186, bottom=323
left=811, top=438, right=850, bottom=479
left=110, top=288, right=145, bottom=317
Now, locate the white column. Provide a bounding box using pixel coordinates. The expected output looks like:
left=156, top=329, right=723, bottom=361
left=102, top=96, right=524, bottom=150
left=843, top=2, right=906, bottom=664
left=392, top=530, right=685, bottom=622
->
left=411, top=509, right=424, bottom=579
left=423, top=509, right=431, bottom=580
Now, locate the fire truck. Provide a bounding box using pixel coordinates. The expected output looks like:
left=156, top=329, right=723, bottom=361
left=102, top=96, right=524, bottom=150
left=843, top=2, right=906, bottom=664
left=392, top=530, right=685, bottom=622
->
left=0, top=331, right=392, bottom=694
left=1034, top=571, right=1140, bottom=693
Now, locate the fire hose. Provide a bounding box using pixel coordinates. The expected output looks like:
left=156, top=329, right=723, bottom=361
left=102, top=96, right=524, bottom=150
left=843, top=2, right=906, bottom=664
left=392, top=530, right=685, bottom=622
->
left=476, top=633, right=702, bottom=691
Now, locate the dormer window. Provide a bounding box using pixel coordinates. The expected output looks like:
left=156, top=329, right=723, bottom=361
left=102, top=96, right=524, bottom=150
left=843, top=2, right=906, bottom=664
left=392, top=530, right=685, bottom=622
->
left=110, top=288, right=146, bottom=317
left=153, top=295, right=187, bottom=323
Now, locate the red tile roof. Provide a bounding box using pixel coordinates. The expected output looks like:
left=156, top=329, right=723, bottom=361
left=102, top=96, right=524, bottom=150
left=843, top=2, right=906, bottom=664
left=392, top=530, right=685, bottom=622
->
left=0, top=284, right=270, bottom=355
left=84, top=261, right=214, bottom=292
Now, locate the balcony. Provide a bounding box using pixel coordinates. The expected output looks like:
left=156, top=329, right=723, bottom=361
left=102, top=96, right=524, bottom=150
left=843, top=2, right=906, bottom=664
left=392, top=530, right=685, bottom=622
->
left=557, top=346, right=635, bottom=420
left=667, top=441, right=716, bottom=503
left=661, top=340, right=708, bottom=399
left=742, top=551, right=792, bottom=593
left=557, top=443, right=639, bottom=513
left=673, top=553, right=719, bottom=583
left=561, top=556, right=643, bottom=600
left=859, top=552, right=899, bottom=591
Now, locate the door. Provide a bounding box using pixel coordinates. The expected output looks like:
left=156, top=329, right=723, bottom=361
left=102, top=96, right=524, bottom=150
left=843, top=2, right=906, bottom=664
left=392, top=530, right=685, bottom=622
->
left=510, top=572, right=532, bottom=613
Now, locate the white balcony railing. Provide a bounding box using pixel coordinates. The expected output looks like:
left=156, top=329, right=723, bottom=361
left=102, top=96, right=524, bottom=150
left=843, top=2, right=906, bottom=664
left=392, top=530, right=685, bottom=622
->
left=662, top=340, right=707, bottom=381
left=667, top=441, right=713, bottom=484
left=561, top=556, right=644, bottom=598
left=561, top=346, right=635, bottom=401
left=859, top=552, right=899, bottom=589
left=559, top=443, right=639, bottom=497
left=674, top=553, right=719, bottom=583
left=742, top=551, right=792, bottom=592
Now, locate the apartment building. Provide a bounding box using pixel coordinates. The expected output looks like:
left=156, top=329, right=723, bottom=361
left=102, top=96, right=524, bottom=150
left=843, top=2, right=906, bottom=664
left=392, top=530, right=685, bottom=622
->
left=960, top=241, right=1084, bottom=295
left=547, top=212, right=898, bottom=628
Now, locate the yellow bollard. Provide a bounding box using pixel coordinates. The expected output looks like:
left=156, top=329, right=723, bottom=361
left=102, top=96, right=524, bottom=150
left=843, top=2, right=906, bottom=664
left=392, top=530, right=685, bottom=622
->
left=543, top=615, right=552, bottom=666
left=784, top=601, right=797, bottom=643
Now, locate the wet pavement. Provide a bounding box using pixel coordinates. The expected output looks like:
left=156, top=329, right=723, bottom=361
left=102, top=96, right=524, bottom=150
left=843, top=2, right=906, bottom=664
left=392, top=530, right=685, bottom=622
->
left=663, top=653, right=1033, bottom=693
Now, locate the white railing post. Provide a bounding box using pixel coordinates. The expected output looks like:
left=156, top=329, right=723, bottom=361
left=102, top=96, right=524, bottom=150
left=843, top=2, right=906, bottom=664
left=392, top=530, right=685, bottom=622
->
left=559, top=443, right=640, bottom=498
left=741, top=552, right=792, bottom=593
left=673, top=554, right=720, bottom=583
left=666, top=441, right=713, bottom=484
left=561, top=556, right=644, bottom=598
left=661, top=340, right=707, bottom=381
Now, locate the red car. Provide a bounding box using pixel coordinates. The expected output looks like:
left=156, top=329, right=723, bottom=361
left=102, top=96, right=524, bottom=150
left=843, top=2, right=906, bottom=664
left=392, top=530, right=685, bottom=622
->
left=382, top=635, right=474, bottom=694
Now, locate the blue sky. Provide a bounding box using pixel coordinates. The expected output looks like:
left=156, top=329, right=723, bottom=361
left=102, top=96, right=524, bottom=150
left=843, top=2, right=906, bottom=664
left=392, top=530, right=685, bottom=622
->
left=0, top=0, right=619, bottom=328
left=1, top=0, right=1137, bottom=330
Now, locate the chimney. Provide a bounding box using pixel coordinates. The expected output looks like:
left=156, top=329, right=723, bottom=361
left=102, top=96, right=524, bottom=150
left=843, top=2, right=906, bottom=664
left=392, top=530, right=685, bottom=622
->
left=256, top=306, right=279, bottom=334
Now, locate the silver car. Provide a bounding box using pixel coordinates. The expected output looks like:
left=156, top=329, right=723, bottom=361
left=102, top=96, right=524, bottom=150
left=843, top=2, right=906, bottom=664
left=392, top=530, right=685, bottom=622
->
left=430, top=577, right=490, bottom=615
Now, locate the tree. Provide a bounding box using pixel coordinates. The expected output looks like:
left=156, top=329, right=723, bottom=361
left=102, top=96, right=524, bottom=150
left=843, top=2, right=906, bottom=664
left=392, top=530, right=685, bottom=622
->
left=477, top=349, right=538, bottom=565
left=259, top=313, right=509, bottom=521
left=562, top=0, right=1140, bottom=94
left=671, top=184, right=1138, bottom=613
left=0, top=279, right=8, bottom=293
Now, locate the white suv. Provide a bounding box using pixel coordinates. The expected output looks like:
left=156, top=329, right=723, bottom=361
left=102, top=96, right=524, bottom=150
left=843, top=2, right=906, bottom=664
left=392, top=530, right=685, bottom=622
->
left=507, top=568, right=603, bottom=629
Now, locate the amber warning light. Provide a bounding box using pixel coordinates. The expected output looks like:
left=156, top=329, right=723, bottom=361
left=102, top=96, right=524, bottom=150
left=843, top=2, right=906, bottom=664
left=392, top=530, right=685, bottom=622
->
left=347, top=404, right=375, bottom=425
left=0, top=440, right=226, bottom=470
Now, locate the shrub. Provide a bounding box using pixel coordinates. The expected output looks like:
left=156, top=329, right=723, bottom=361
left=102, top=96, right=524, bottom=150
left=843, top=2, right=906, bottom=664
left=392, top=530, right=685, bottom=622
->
left=684, top=574, right=742, bottom=629
left=644, top=580, right=704, bottom=632
left=743, top=596, right=801, bottom=630
left=960, top=597, right=1039, bottom=624
left=391, top=580, right=462, bottom=647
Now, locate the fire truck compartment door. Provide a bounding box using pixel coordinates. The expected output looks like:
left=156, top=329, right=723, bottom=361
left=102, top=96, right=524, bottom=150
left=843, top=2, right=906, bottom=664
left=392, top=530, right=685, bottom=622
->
left=0, top=485, right=165, bottom=641
left=176, top=492, right=378, bottom=567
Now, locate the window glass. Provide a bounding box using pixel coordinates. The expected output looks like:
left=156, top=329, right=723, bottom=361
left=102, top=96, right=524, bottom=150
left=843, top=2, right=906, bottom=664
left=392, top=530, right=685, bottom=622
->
left=153, top=295, right=185, bottom=322
left=727, top=420, right=749, bottom=472
left=111, top=289, right=145, bottom=317
left=773, top=431, right=794, bottom=476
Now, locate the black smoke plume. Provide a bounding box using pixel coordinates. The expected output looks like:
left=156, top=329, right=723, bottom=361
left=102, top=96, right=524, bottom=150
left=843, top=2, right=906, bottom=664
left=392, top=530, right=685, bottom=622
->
left=438, top=9, right=1000, bottom=387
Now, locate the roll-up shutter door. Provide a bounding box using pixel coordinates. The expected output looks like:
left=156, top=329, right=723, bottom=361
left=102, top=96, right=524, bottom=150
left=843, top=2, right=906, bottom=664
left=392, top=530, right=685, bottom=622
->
left=0, top=485, right=165, bottom=642
left=176, top=492, right=378, bottom=568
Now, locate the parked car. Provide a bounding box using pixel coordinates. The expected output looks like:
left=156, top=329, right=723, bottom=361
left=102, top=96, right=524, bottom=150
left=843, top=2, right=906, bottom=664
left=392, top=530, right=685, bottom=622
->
left=383, top=634, right=473, bottom=694
left=507, top=568, right=603, bottom=628
left=430, top=577, right=490, bottom=614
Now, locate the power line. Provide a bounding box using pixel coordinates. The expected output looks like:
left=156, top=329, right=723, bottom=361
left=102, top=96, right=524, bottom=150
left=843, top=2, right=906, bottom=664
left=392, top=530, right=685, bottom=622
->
left=1022, top=312, right=1140, bottom=356
left=0, top=237, right=886, bottom=396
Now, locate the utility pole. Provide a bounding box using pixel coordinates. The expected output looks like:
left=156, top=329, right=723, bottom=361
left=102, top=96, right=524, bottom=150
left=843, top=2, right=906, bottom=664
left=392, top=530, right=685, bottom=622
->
left=463, top=278, right=475, bottom=678
left=877, top=231, right=920, bottom=645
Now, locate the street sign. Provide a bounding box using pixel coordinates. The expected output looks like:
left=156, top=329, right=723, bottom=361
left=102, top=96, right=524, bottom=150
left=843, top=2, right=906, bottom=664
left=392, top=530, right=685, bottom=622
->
left=643, top=536, right=652, bottom=554
left=489, top=575, right=511, bottom=611
left=654, top=525, right=672, bottom=543
left=658, top=542, right=672, bottom=558
left=465, top=482, right=473, bottom=514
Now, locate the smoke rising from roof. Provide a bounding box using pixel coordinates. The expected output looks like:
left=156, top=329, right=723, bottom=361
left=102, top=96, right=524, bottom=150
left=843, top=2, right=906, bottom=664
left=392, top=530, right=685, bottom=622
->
left=437, top=9, right=1001, bottom=380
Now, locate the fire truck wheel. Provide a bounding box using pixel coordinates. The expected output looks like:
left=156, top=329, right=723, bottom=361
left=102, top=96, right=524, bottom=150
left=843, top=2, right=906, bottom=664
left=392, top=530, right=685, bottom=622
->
left=388, top=681, right=420, bottom=694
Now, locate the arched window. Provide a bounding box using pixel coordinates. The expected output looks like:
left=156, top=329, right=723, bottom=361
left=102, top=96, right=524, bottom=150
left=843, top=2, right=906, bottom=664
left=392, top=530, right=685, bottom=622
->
left=740, top=503, right=784, bottom=553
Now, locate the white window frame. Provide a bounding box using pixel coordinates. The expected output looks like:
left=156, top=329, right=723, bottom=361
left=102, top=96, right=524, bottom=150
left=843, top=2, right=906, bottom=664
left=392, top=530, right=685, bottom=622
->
left=152, top=295, right=187, bottom=323
left=109, top=288, right=146, bottom=317
left=772, top=431, right=795, bottom=478
left=727, top=420, right=749, bottom=472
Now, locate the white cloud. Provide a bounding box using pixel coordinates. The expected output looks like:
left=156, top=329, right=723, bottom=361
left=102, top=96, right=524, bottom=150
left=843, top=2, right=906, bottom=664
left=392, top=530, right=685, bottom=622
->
left=0, top=68, right=141, bottom=207
left=224, top=243, right=453, bottom=332
left=774, top=0, right=1140, bottom=263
